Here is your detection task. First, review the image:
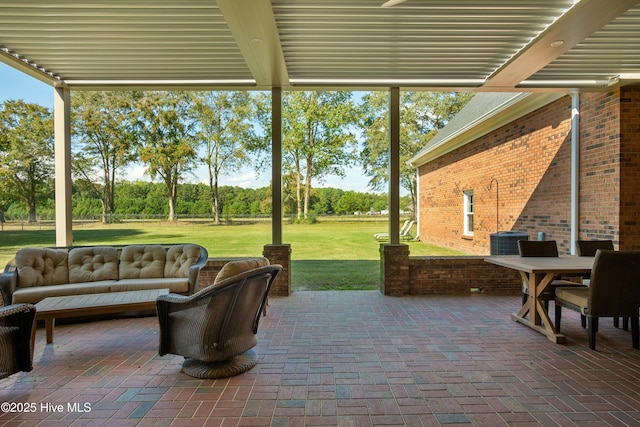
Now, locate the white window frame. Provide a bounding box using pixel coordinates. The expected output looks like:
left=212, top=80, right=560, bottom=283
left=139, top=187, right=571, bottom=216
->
left=463, top=190, right=474, bottom=236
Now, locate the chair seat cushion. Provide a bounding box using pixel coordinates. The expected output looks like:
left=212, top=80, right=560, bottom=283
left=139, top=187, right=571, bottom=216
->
left=555, top=286, right=589, bottom=313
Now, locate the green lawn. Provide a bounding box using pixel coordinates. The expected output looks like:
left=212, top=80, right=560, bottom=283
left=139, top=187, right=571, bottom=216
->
left=0, top=219, right=466, bottom=290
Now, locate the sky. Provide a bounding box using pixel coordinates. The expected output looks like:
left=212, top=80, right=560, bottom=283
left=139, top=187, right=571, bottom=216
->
left=0, top=62, right=376, bottom=193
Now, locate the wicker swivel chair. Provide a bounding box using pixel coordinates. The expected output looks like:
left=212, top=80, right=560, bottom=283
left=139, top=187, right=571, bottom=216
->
left=0, top=303, right=37, bottom=379
left=156, top=264, right=281, bottom=379
left=555, top=250, right=640, bottom=350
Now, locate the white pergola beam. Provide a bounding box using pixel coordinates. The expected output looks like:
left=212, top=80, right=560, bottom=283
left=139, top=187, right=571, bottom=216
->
left=217, top=0, right=289, bottom=87
left=486, top=0, right=639, bottom=88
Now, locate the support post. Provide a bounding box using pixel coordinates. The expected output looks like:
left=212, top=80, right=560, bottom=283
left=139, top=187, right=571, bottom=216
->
left=54, top=87, right=73, bottom=247
left=380, top=244, right=410, bottom=296
left=263, top=244, right=291, bottom=296
left=388, top=87, right=401, bottom=244
left=271, top=87, right=283, bottom=245
left=264, top=87, right=290, bottom=296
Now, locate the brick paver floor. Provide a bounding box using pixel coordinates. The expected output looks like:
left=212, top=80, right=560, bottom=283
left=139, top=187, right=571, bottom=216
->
left=2, top=291, right=640, bottom=426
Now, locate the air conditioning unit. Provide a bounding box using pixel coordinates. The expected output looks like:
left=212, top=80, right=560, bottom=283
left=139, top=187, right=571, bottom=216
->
left=490, top=231, right=528, bottom=255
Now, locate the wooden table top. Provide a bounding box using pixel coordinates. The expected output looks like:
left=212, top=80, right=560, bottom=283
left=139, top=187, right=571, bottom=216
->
left=35, top=289, right=169, bottom=314
left=484, top=255, right=595, bottom=275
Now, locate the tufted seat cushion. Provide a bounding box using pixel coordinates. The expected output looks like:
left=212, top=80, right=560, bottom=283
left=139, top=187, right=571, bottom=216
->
left=68, top=246, right=119, bottom=283
left=165, top=245, right=202, bottom=278
left=119, top=245, right=166, bottom=279
left=15, top=248, right=69, bottom=288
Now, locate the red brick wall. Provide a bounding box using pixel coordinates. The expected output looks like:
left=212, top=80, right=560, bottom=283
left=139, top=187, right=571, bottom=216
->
left=417, top=90, right=640, bottom=255
left=418, top=96, right=574, bottom=254
left=409, top=256, right=521, bottom=295
left=578, top=91, right=621, bottom=245
left=618, top=87, right=640, bottom=250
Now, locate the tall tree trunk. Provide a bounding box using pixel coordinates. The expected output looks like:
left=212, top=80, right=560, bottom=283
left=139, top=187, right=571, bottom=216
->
left=296, top=171, right=303, bottom=220
left=101, top=199, right=108, bottom=224
left=304, top=156, right=313, bottom=219
left=109, top=165, right=116, bottom=214
left=167, top=175, right=177, bottom=222
left=213, top=179, right=220, bottom=225
left=28, top=200, right=37, bottom=224
left=207, top=160, right=221, bottom=225
left=102, top=174, right=110, bottom=224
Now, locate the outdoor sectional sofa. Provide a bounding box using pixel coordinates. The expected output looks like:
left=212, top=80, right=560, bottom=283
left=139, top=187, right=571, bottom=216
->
left=0, top=244, right=208, bottom=305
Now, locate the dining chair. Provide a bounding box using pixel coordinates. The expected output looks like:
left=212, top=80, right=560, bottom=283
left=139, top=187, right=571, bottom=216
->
left=576, top=239, right=614, bottom=257
left=517, top=240, right=582, bottom=308
left=554, top=250, right=640, bottom=350
left=575, top=240, right=625, bottom=329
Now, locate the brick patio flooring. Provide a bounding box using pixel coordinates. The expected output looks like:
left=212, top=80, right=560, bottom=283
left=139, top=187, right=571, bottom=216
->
left=2, top=291, right=640, bottom=426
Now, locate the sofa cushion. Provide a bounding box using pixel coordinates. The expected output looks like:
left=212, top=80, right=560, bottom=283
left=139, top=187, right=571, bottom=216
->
left=111, top=278, right=189, bottom=294
left=214, top=257, right=270, bottom=285
left=12, top=281, right=116, bottom=304
left=119, top=245, right=166, bottom=279
left=165, top=244, right=201, bottom=278
left=68, top=247, right=119, bottom=283
left=15, top=248, right=69, bottom=288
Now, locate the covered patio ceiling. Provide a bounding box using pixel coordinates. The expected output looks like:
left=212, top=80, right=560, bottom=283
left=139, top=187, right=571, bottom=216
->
left=1, top=0, right=639, bottom=92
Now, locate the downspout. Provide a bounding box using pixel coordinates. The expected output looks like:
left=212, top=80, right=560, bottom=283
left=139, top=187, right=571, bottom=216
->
left=570, top=91, right=580, bottom=255
left=415, top=169, right=420, bottom=240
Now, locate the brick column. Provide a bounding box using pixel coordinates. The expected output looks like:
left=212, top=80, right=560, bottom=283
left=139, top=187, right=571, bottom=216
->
left=380, top=244, right=410, bottom=296
left=263, top=244, right=291, bottom=296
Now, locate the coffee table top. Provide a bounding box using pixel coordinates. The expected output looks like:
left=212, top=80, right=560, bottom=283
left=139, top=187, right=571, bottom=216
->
left=35, top=289, right=169, bottom=313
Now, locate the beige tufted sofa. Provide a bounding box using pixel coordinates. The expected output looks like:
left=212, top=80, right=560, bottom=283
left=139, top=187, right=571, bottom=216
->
left=0, top=244, right=208, bottom=305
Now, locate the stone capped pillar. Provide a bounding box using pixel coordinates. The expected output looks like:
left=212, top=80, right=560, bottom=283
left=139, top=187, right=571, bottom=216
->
left=380, top=244, right=410, bottom=296
left=263, top=244, right=291, bottom=296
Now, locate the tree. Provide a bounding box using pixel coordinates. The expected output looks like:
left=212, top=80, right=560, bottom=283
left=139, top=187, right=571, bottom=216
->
left=133, top=91, right=198, bottom=222
left=360, top=91, right=473, bottom=217
left=0, top=100, right=54, bottom=223
left=191, top=91, right=257, bottom=224
left=72, top=91, right=140, bottom=223
left=281, top=91, right=360, bottom=220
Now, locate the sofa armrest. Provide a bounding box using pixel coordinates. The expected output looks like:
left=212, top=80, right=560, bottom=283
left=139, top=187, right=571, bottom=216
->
left=0, top=269, right=18, bottom=306
left=187, top=246, right=209, bottom=294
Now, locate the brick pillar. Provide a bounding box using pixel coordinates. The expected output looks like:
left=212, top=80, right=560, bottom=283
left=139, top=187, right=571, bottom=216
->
left=263, top=244, right=291, bottom=296
left=380, top=244, right=410, bottom=296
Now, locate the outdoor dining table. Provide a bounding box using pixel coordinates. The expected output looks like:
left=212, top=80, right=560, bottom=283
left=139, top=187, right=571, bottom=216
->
left=484, top=255, right=595, bottom=343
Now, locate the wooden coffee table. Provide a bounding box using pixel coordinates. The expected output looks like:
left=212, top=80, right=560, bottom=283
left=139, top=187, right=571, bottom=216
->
left=35, top=289, right=169, bottom=344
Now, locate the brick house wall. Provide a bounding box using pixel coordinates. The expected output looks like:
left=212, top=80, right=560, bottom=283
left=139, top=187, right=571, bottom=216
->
left=578, top=91, right=621, bottom=246
left=618, top=88, right=640, bottom=250
left=416, top=88, right=640, bottom=255
left=418, top=96, right=574, bottom=254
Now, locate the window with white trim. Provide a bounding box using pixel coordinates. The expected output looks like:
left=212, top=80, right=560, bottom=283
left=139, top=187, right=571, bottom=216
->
left=463, top=190, right=474, bottom=236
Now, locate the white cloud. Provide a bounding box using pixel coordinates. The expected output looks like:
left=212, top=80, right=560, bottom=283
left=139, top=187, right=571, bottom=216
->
left=120, top=164, right=148, bottom=181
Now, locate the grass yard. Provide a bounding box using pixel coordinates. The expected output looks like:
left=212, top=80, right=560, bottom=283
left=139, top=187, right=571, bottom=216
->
left=0, top=219, right=467, bottom=290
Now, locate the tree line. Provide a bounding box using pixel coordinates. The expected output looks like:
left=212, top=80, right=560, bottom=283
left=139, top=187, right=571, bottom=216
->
left=4, top=180, right=399, bottom=221
left=0, top=91, right=471, bottom=223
